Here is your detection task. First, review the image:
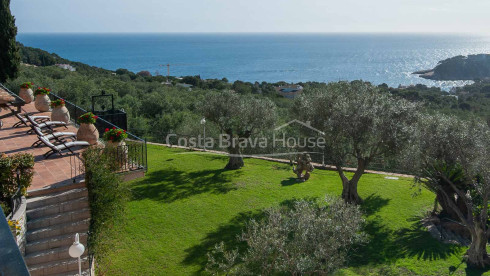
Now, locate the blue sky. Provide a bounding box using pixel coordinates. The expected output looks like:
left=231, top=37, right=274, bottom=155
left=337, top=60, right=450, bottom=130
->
left=11, top=0, right=490, bottom=33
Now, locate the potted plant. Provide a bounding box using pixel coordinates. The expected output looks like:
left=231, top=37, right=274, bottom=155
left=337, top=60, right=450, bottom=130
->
left=103, top=127, right=128, bottom=146
left=76, top=112, right=99, bottom=145
left=50, top=99, right=70, bottom=123
left=34, top=87, right=51, bottom=112
left=19, top=82, right=34, bottom=103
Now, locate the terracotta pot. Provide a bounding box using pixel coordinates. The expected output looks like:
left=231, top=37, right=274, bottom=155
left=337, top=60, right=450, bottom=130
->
left=51, top=106, right=70, bottom=123
left=77, top=123, right=99, bottom=145
left=19, top=88, right=34, bottom=103
left=34, top=94, right=51, bottom=112
left=106, top=140, right=126, bottom=147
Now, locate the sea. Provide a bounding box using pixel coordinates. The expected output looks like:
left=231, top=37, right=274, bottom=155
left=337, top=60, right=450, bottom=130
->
left=16, top=33, right=490, bottom=90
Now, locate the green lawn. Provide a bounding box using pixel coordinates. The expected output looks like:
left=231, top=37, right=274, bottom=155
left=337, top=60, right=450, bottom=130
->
left=103, top=144, right=488, bottom=275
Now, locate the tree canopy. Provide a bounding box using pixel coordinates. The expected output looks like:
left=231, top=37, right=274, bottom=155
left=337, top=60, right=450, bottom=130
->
left=295, top=81, right=419, bottom=203
left=200, top=90, right=276, bottom=169
left=0, top=0, right=20, bottom=83
left=414, top=114, right=490, bottom=268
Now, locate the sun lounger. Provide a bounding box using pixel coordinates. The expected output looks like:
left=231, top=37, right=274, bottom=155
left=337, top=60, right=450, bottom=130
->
left=37, top=135, right=90, bottom=159
left=31, top=126, right=77, bottom=147
left=13, top=113, right=50, bottom=128
left=26, top=115, right=67, bottom=134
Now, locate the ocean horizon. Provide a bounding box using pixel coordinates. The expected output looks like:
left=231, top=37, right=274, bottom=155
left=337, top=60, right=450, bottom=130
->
left=16, top=33, right=490, bottom=90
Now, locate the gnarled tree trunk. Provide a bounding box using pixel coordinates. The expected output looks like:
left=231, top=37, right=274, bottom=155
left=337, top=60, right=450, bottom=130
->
left=337, top=159, right=366, bottom=204
left=435, top=181, right=468, bottom=221
left=341, top=178, right=361, bottom=204
left=225, top=144, right=244, bottom=170
left=466, top=225, right=490, bottom=268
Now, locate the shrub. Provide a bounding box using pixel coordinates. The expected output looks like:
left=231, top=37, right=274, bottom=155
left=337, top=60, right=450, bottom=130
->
left=103, top=127, right=128, bottom=143
left=206, top=197, right=366, bottom=275
left=50, top=98, right=65, bottom=108
left=34, top=87, right=50, bottom=95
left=82, top=146, right=128, bottom=274
left=136, top=70, right=151, bottom=77
left=78, top=112, right=98, bottom=124
left=20, top=82, right=34, bottom=89
left=0, top=153, right=34, bottom=216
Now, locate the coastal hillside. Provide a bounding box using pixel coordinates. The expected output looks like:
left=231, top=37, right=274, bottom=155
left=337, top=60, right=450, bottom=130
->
left=8, top=44, right=490, bottom=142
left=414, top=54, right=490, bottom=81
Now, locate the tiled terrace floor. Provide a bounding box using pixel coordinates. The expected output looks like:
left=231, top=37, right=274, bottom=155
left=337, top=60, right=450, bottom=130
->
left=0, top=103, right=84, bottom=191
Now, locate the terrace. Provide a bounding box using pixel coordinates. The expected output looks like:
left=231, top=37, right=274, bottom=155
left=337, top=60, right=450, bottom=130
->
left=0, top=83, right=147, bottom=275
left=0, top=102, right=83, bottom=191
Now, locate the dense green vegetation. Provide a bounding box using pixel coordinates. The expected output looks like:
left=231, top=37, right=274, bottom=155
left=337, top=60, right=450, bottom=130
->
left=82, top=146, right=128, bottom=275
left=0, top=0, right=20, bottom=82
left=98, top=145, right=490, bottom=275
left=0, top=153, right=34, bottom=216
left=7, top=42, right=490, bottom=274
left=7, top=44, right=490, bottom=144
left=415, top=54, right=490, bottom=81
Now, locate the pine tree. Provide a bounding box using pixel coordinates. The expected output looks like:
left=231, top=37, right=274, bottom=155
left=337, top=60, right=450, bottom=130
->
left=0, top=0, right=21, bottom=83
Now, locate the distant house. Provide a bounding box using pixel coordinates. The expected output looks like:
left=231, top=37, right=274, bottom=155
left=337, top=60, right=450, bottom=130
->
left=276, top=84, right=303, bottom=99
left=444, top=94, right=459, bottom=100
left=55, top=64, right=76, bottom=72
left=176, top=83, right=193, bottom=91
left=397, top=84, right=415, bottom=90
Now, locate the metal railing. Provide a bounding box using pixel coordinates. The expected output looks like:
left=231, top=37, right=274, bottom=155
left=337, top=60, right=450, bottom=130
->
left=49, top=93, right=148, bottom=173
left=0, top=83, right=25, bottom=128
left=69, top=153, right=85, bottom=183
left=0, top=82, right=25, bottom=106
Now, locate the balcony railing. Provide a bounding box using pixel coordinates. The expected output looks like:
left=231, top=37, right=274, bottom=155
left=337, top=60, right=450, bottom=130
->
left=3, top=81, right=147, bottom=174
left=48, top=93, right=147, bottom=173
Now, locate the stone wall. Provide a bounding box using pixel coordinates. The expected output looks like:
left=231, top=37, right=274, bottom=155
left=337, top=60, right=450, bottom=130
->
left=9, top=196, right=27, bottom=255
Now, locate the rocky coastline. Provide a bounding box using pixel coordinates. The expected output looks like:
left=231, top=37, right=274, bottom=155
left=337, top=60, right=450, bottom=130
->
left=413, top=54, right=490, bottom=81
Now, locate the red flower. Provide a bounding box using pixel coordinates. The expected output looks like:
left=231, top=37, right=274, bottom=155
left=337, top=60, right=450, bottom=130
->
left=94, top=116, right=98, bottom=119
left=112, top=127, right=116, bottom=130
left=105, top=128, right=109, bottom=132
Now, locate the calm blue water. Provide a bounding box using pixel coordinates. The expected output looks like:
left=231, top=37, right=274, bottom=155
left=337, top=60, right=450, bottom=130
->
left=16, top=33, right=490, bottom=89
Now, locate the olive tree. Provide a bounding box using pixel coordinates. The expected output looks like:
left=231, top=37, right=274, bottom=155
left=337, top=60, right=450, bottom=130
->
left=199, top=90, right=276, bottom=170
left=295, top=81, right=419, bottom=203
left=415, top=114, right=490, bottom=268
left=206, top=197, right=366, bottom=275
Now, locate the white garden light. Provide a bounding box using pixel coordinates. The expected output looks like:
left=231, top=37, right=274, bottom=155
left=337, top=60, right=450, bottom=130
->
left=200, top=117, right=206, bottom=151
left=68, top=233, right=85, bottom=276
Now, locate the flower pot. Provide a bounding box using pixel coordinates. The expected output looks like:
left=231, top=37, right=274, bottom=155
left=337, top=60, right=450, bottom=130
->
left=19, top=88, right=34, bottom=103
left=34, top=95, right=51, bottom=112
left=106, top=140, right=126, bottom=147
left=77, top=123, right=99, bottom=145
left=51, top=106, right=70, bottom=123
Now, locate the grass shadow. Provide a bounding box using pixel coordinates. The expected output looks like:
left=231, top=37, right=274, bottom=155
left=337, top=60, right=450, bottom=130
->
left=182, top=210, right=264, bottom=274
left=361, top=194, right=391, bottom=216
left=131, top=168, right=241, bottom=203
left=465, top=266, right=490, bottom=276
left=393, top=218, right=461, bottom=261
left=350, top=215, right=462, bottom=268
left=281, top=177, right=299, bottom=186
